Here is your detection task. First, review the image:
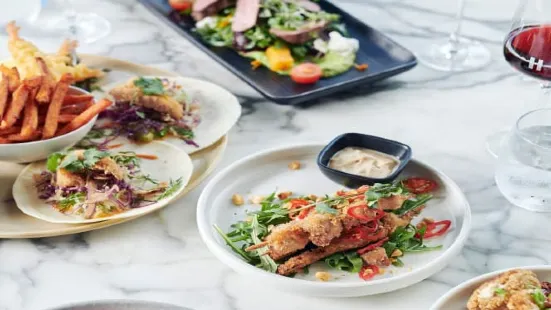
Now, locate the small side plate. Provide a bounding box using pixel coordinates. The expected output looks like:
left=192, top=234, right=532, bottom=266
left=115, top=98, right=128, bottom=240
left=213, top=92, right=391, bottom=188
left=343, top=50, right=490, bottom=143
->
left=197, top=143, right=471, bottom=297
left=45, top=299, right=190, bottom=310
left=138, top=0, right=417, bottom=105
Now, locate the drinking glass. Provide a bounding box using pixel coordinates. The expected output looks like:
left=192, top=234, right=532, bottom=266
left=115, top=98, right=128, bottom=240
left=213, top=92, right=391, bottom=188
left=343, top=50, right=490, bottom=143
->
left=418, top=0, right=491, bottom=72
left=48, top=0, right=111, bottom=43
left=489, top=109, right=551, bottom=212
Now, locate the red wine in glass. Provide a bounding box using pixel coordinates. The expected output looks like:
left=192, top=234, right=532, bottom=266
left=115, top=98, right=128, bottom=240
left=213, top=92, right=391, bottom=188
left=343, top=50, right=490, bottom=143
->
left=504, top=25, right=551, bottom=80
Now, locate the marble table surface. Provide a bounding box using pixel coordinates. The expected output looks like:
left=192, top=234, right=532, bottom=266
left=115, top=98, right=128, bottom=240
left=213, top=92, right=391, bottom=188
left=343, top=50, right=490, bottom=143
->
left=1, top=0, right=549, bottom=309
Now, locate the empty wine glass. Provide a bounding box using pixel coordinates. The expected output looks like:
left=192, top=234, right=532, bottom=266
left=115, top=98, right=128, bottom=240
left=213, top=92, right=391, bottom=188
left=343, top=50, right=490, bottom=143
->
left=417, top=0, right=491, bottom=72
left=48, top=0, right=111, bottom=43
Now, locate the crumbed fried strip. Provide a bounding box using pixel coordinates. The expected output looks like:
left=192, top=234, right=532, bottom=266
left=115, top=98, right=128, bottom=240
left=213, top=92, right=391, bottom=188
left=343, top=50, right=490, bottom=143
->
left=277, top=227, right=389, bottom=275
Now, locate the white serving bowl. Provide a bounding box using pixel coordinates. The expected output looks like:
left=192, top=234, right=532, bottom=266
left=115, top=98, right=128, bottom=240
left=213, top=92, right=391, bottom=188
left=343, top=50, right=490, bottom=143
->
left=0, top=86, right=97, bottom=163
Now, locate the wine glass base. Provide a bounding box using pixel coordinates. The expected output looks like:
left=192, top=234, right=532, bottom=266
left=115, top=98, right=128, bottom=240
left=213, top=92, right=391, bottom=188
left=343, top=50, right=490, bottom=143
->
left=48, top=13, right=111, bottom=44
left=418, top=37, right=491, bottom=72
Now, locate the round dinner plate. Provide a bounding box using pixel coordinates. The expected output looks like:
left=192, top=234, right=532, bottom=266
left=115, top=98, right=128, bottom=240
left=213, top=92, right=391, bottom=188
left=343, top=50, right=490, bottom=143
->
left=430, top=265, right=551, bottom=309
left=0, top=55, right=229, bottom=238
left=197, top=144, right=472, bottom=297
left=45, top=299, right=190, bottom=310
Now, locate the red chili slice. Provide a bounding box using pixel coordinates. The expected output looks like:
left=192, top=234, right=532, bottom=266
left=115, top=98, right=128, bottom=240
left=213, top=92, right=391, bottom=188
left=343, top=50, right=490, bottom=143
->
left=341, top=226, right=371, bottom=242
left=347, top=205, right=386, bottom=222
left=288, top=199, right=311, bottom=220
left=403, top=177, right=438, bottom=194
left=357, top=237, right=389, bottom=255
left=359, top=265, right=380, bottom=281
left=423, top=220, right=451, bottom=238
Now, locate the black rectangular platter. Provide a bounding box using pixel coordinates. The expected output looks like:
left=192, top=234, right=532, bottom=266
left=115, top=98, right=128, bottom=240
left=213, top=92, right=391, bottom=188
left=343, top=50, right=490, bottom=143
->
left=138, top=0, right=417, bottom=105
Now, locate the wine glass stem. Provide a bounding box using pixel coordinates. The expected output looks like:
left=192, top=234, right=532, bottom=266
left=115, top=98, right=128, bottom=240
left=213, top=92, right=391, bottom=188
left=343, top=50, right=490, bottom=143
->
left=448, top=0, right=467, bottom=54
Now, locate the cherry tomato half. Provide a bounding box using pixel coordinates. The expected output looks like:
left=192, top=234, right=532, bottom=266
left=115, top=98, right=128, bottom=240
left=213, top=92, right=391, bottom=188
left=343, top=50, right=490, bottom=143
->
left=290, top=63, right=322, bottom=84
left=169, top=0, right=193, bottom=11
left=359, top=265, right=380, bottom=281
left=403, top=177, right=438, bottom=194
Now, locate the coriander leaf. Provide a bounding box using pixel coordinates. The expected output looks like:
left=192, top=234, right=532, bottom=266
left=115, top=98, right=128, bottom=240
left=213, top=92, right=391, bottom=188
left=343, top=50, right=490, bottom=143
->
left=315, top=202, right=338, bottom=215
left=156, top=178, right=183, bottom=201
left=46, top=152, right=65, bottom=172
left=133, top=77, right=165, bottom=96
left=251, top=215, right=278, bottom=273
left=324, top=251, right=363, bottom=273
left=59, top=152, right=85, bottom=172
left=83, top=149, right=109, bottom=168
left=494, top=287, right=506, bottom=296
left=171, top=126, right=195, bottom=139
left=57, top=192, right=85, bottom=211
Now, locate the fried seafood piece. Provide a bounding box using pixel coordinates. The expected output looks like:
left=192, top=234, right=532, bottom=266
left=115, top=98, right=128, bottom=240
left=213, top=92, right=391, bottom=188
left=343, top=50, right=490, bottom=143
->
left=265, top=221, right=310, bottom=261
left=109, top=79, right=184, bottom=120
left=382, top=205, right=425, bottom=233
left=72, top=150, right=125, bottom=180
left=377, top=194, right=412, bottom=210
left=360, top=247, right=390, bottom=267
left=56, top=168, right=85, bottom=188
left=300, top=213, right=343, bottom=247
left=467, top=269, right=542, bottom=310
left=277, top=227, right=389, bottom=275
left=4, top=22, right=102, bottom=82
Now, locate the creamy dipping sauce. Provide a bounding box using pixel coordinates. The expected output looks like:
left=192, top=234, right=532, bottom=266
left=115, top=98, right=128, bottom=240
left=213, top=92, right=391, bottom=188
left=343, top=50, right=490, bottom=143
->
left=328, top=147, right=400, bottom=178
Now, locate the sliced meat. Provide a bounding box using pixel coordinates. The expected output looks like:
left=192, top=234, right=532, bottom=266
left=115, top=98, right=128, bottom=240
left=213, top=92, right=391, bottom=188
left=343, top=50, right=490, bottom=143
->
left=232, top=0, right=260, bottom=32
left=277, top=227, right=389, bottom=275
left=269, top=20, right=328, bottom=44
left=266, top=221, right=310, bottom=261
left=300, top=213, right=343, bottom=247
left=109, top=80, right=184, bottom=120
left=360, top=247, right=390, bottom=267
left=56, top=168, right=85, bottom=188
left=283, top=0, right=321, bottom=12
left=377, top=194, right=411, bottom=210
left=192, top=0, right=236, bottom=21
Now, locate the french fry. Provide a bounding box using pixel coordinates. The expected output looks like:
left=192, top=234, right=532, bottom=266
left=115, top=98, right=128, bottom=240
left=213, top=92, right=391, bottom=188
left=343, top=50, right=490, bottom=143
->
left=21, top=89, right=38, bottom=138
left=1, top=83, right=29, bottom=128
left=35, top=57, right=56, bottom=104
left=0, top=72, right=8, bottom=120
left=57, top=114, right=76, bottom=123
left=42, top=73, right=73, bottom=139
left=0, top=126, right=21, bottom=136
left=63, top=94, right=94, bottom=105
left=0, top=65, right=20, bottom=92
left=61, top=101, right=92, bottom=114
left=56, top=98, right=112, bottom=136
left=8, top=131, right=40, bottom=142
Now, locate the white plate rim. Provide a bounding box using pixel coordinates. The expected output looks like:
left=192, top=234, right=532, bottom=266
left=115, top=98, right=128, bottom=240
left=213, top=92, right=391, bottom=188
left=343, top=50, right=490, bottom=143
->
left=13, top=140, right=194, bottom=224
left=197, top=142, right=472, bottom=290
left=430, top=265, right=551, bottom=309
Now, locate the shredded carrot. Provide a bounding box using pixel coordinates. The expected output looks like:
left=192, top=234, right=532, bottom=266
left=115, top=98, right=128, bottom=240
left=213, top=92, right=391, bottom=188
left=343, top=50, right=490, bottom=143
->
left=355, top=63, right=369, bottom=71
left=251, top=60, right=262, bottom=70
left=136, top=154, right=158, bottom=160
left=106, top=143, right=124, bottom=149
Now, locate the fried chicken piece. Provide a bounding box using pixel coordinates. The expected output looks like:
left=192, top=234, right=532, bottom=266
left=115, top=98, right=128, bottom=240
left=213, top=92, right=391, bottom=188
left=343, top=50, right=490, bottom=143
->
left=56, top=168, right=85, bottom=188
left=266, top=221, right=310, bottom=261
left=277, top=227, right=389, bottom=275
left=467, top=269, right=541, bottom=310
left=300, top=213, right=343, bottom=247
left=109, top=79, right=184, bottom=120
left=360, top=247, right=390, bottom=267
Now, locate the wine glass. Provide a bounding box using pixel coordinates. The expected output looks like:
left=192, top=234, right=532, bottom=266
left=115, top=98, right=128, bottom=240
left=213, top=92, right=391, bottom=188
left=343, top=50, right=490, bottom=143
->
left=417, top=0, right=491, bottom=72
left=504, top=0, right=551, bottom=93
left=47, top=0, right=111, bottom=44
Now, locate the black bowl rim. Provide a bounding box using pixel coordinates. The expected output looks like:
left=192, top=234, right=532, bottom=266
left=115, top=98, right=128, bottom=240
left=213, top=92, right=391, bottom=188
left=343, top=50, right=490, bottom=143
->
left=316, top=132, right=413, bottom=183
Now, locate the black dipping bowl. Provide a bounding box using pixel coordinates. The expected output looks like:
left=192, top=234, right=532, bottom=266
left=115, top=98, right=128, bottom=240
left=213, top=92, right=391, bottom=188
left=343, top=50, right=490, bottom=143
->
left=317, top=133, right=412, bottom=188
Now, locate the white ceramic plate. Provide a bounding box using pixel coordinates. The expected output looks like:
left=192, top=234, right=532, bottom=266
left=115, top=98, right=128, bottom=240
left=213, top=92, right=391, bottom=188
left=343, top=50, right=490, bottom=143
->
left=46, top=300, right=190, bottom=310
left=430, top=265, right=551, bottom=309
left=13, top=140, right=193, bottom=224
left=99, top=76, right=241, bottom=155
left=197, top=144, right=472, bottom=297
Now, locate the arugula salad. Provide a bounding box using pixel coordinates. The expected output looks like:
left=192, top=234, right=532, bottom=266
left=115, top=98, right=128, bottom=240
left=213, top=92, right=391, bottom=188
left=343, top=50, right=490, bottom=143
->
left=33, top=148, right=183, bottom=219
left=170, top=0, right=366, bottom=84
left=215, top=178, right=451, bottom=281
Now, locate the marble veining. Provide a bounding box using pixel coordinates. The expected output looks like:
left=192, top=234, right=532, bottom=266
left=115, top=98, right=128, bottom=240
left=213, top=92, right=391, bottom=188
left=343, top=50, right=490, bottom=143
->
left=1, top=0, right=549, bottom=309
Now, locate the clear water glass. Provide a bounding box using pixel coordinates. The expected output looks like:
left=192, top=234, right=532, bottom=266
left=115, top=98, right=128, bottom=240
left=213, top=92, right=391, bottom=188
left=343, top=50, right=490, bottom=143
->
left=495, top=108, right=551, bottom=212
